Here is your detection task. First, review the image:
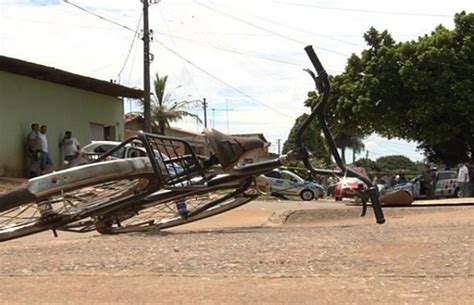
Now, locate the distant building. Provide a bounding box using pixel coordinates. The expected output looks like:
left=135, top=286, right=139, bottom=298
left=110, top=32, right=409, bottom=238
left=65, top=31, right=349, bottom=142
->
left=0, top=55, right=143, bottom=177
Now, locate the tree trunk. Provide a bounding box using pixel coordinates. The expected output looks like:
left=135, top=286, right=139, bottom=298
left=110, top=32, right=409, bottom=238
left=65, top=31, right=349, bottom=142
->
left=341, top=147, right=346, bottom=164
left=158, top=120, right=165, bottom=135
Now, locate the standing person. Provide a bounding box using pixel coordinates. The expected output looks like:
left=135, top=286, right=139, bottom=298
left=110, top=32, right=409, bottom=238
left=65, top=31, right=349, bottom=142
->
left=422, top=165, right=436, bottom=199
left=59, top=131, right=80, bottom=167
left=26, top=123, right=41, bottom=178
left=457, top=162, right=470, bottom=197
left=38, top=125, right=53, bottom=174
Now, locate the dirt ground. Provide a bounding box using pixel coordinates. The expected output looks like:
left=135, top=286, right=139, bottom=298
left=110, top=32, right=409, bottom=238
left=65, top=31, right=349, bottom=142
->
left=0, top=196, right=473, bottom=304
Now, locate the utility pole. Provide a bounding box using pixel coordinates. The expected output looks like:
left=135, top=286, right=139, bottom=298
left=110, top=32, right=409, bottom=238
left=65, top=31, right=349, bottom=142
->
left=277, top=139, right=281, bottom=156
left=202, top=97, right=208, bottom=129
left=366, top=150, right=369, bottom=159
left=211, top=107, right=234, bottom=130
left=143, top=0, right=151, bottom=132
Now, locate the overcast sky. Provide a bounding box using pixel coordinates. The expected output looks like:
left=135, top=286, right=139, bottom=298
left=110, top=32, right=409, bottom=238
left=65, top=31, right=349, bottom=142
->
left=1, top=0, right=472, bottom=161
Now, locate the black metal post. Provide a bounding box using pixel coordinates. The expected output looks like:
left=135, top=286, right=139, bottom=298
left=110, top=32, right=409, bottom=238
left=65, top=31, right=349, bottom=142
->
left=143, top=0, right=151, bottom=132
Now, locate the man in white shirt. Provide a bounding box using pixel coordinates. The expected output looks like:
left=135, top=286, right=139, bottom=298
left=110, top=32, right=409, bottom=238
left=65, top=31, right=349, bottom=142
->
left=457, top=162, right=470, bottom=197
left=59, top=130, right=81, bottom=167
left=39, top=125, right=53, bottom=174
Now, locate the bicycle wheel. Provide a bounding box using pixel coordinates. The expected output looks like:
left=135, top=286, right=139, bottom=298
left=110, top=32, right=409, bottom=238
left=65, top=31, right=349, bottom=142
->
left=96, top=186, right=260, bottom=234
left=0, top=158, right=156, bottom=242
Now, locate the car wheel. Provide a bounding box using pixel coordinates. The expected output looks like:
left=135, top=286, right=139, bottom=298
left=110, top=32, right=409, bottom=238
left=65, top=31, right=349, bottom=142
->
left=300, top=189, right=315, bottom=201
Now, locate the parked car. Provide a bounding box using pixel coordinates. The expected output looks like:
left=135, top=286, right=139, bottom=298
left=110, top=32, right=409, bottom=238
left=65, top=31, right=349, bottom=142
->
left=333, top=177, right=367, bottom=201
left=81, top=140, right=149, bottom=159
left=79, top=141, right=184, bottom=174
left=263, top=169, right=325, bottom=201
left=391, top=170, right=460, bottom=199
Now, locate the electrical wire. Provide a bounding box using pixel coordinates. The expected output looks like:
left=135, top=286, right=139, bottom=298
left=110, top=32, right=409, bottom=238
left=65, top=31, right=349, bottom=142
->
left=158, top=7, right=202, bottom=97
left=275, top=1, right=453, bottom=17
left=63, top=0, right=136, bottom=33
left=211, top=2, right=363, bottom=47
left=155, top=39, right=295, bottom=119
left=154, top=31, right=304, bottom=67
left=194, top=1, right=350, bottom=57
left=118, top=13, right=143, bottom=83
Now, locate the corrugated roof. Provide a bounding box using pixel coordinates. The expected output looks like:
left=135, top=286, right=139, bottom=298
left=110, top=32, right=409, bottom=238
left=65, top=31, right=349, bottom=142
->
left=0, top=55, right=144, bottom=99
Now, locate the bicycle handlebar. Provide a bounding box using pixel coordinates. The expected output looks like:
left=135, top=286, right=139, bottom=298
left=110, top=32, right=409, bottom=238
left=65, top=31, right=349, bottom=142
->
left=299, top=45, right=385, bottom=224
left=304, top=45, right=326, bottom=77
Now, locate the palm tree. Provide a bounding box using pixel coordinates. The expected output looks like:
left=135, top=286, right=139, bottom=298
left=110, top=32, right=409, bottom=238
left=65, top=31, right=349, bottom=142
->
left=149, top=73, right=201, bottom=135
left=334, top=131, right=365, bottom=164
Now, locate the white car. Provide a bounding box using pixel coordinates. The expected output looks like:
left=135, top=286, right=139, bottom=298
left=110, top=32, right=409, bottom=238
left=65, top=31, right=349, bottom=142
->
left=81, top=140, right=150, bottom=160
left=80, top=141, right=184, bottom=174
left=263, top=169, right=325, bottom=201
left=392, top=170, right=460, bottom=199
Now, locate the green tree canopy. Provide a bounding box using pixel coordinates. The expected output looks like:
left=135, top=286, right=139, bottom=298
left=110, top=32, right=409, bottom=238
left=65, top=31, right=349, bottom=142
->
left=305, top=12, right=473, bottom=166
left=354, top=158, right=380, bottom=173
left=282, top=113, right=331, bottom=166
left=374, top=155, right=417, bottom=173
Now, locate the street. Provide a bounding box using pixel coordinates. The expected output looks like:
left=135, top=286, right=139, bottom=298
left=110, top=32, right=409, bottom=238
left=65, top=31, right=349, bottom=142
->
left=0, top=198, right=473, bottom=304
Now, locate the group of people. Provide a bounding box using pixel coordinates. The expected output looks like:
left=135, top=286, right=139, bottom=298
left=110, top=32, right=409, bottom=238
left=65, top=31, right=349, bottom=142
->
left=26, top=123, right=81, bottom=178
left=457, top=161, right=474, bottom=198
left=372, top=174, right=406, bottom=187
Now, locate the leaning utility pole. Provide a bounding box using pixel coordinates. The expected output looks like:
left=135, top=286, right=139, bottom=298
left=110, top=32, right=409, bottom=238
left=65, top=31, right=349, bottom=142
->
left=143, top=0, right=151, bottom=132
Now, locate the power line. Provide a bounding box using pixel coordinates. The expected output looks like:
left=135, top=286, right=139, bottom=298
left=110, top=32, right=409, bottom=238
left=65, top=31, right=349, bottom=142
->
left=194, top=1, right=305, bottom=45
left=213, top=2, right=363, bottom=47
left=154, top=31, right=304, bottom=67
left=275, top=1, right=453, bottom=17
left=158, top=8, right=201, bottom=97
left=194, top=1, right=350, bottom=57
left=3, top=15, right=121, bottom=31
left=155, top=40, right=294, bottom=119
left=64, top=0, right=136, bottom=33
left=118, top=13, right=143, bottom=83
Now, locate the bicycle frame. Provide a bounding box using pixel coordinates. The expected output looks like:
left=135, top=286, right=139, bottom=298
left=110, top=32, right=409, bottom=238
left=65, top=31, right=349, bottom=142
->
left=0, top=46, right=384, bottom=242
left=79, top=45, right=385, bottom=227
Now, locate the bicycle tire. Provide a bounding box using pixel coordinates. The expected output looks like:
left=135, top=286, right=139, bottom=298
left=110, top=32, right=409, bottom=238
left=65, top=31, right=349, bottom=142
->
left=96, top=187, right=259, bottom=234
left=0, top=158, right=157, bottom=242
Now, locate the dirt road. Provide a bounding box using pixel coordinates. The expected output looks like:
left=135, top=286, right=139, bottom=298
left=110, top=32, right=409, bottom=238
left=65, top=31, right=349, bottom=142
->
left=0, top=199, right=473, bottom=304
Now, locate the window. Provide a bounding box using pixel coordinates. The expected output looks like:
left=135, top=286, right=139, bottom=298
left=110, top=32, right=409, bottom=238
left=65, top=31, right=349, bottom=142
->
left=437, top=172, right=456, bottom=180
left=90, top=123, right=115, bottom=141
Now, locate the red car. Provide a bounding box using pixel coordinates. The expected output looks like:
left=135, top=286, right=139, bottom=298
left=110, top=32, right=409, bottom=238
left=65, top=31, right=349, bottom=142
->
left=334, top=177, right=367, bottom=201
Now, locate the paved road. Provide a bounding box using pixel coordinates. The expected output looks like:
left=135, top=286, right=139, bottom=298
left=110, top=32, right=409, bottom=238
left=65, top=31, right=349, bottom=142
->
left=1, top=198, right=473, bottom=304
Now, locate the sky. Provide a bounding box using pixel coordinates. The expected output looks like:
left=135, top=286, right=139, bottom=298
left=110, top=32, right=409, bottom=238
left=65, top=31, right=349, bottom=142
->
left=1, top=0, right=472, bottom=161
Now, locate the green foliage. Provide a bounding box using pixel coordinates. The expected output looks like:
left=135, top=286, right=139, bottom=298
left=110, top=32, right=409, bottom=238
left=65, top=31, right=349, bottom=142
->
left=354, top=158, right=380, bottom=173
left=150, top=73, right=201, bottom=135
left=282, top=113, right=332, bottom=166
left=306, top=12, right=473, bottom=166
left=333, top=130, right=365, bottom=163
left=374, top=155, right=417, bottom=173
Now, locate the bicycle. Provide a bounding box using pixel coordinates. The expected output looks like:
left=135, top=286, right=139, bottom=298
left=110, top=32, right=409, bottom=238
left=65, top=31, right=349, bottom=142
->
left=0, top=46, right=385, bottom=242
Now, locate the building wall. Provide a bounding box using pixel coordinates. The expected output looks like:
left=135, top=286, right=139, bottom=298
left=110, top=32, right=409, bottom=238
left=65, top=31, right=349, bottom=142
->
left=0, top=72, right=124, bottom=177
